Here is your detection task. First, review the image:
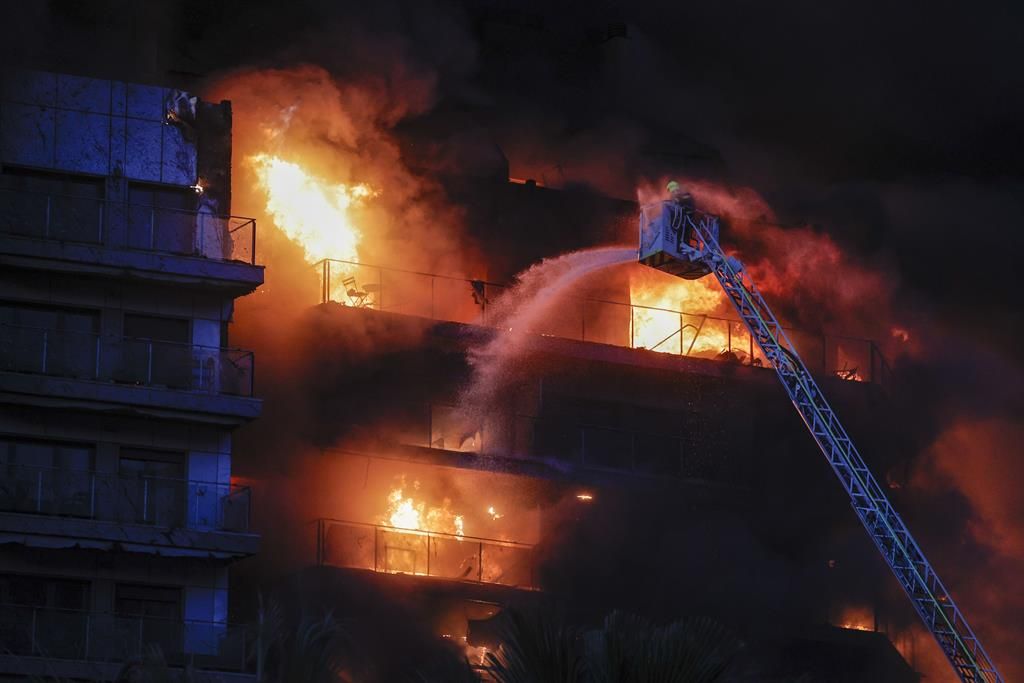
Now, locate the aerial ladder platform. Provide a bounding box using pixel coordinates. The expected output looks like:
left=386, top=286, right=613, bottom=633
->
left=638, top=201, right=1004, bottom=683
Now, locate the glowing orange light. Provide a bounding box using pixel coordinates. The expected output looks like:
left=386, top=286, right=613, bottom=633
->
left=250, top=154, right=375, bottom=266
left=891, top=327, right=911, bottom=343
left=383, top=481, right=464, bottom=537
left=837, top=605, right=874, bottom=632
left=576, top=492, right=594, bottom=502
left=629, top=274, right=735, bottom=358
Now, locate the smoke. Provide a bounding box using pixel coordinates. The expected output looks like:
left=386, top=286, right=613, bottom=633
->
left=460, top=245, right=635, bottom=417
left=635, top=178, right=901, bottom=342
left=908, top=418, right=1024, bottom=680
left=208, top=65, right=482, bottom=284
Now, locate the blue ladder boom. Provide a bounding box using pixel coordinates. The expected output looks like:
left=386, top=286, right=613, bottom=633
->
left=638, top=203, right=1003, bottom=683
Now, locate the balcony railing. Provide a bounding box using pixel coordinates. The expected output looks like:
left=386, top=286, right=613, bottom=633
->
left=0, top=323, right=255, bottom=397
left=316, top=259, right=893, bottom=386
left=0, top=604, right=251, bottom=672
left=316, top=518, right=537, bottom=590
left=0, top=464, right=251, bottom=532
left=394, top=402, right=734, bottom=482
left=0, top=188, right=256, bottom=265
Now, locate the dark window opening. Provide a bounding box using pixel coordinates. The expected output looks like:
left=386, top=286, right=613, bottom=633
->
left=0, top=167, right=104, bottom=243
left=0, top=302, right=99, bottom=379
left=126, top=182, right=196, bottom=254
left=0, top=437, right=95, bottom=517
left=113, top=449, right=186, bottom=527
left=0, top=573, right=90, bottom=610
left=118, top=314, right=192, bottom=390
left=123, top=314, right=189, bottom=344
left=115, top=584, right=181, bottom=620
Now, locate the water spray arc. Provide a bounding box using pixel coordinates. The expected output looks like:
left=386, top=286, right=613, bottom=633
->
left=639, top=202, right=1004, bottom=683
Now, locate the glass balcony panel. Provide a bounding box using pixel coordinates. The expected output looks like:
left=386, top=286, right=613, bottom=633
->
left=34, top=608, right=88, bottom=659
left=322, top=520, right=375, bottom=570
left=583, top=299, right=631, bottom=347
left=481, top=542, right=533, bottom=587
left=430, top=535, right=480, bottom=581
left=432, top=276, right=485, bottom=324
left=377, top=527, right=428, bottom=575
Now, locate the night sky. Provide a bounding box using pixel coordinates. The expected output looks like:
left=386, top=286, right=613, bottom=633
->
left=3, top=1, right=1022, bottom=679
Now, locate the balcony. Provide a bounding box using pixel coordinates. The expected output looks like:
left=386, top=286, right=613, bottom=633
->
left=0, top=464, right=257, bottom=557
left=0, top=604, right=251, bottom=677
left=389, top=403, right=739, bottom=484
left=316, top=518, right=537, bottom=590
left=0, top=323, right=259, bottom=423
left=0, top=188, right=262, bottom=291
left=317, top=258, right=893, bottom=386
left=0, top=464, right=251, bottom=530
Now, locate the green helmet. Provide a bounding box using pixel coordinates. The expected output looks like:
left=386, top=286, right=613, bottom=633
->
left=666, top=180, right=681, bottom=193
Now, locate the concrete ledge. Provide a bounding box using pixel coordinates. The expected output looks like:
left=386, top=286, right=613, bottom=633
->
left=0, top=371, right=262, bottom=425
left=0, top=653, right=255, bottom=683
left=0, top=235, right=263, bottom=294
left=0, top=511, right=260, bottom=558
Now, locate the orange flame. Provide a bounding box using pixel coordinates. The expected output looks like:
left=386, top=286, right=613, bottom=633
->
left=837, top=604, right=874, bottom=632
left=250, top=154, right=376, bottom=266
left=629, top=273, right=747, bottom=359
left=384, top=480, right=464, bottom=537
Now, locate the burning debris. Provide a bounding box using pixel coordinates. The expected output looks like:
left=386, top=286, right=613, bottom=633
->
left=383, top=478, right=465, bottom=537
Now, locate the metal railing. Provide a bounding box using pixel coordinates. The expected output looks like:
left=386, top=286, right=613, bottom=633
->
left=0, top=188, right=257, bottom=264
left=316, top=518, right=537, bottom=589
left=316, top=258, right=892, bottom=386
left=0, top=604, right=251, bottom=672
left=0, top=323, right=255, bottom=397
left=0, top=464, right=251, bottom=532
left=394, top=402, right=733, bottom=482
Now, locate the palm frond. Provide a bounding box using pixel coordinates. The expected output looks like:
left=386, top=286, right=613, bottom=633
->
left=485, top=608, right=585, bottom=683
left=585, top=611, right=742, bottom=683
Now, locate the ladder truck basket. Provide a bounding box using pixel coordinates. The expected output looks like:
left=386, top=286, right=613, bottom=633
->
left=638, top=201, right=720, bottom=280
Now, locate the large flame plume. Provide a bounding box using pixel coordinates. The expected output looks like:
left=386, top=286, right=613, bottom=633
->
left=629, top=271, right=734, bottom=357
left=384, top=478, right=465, bottom=537
left=251, top=154, right=375, bottom=266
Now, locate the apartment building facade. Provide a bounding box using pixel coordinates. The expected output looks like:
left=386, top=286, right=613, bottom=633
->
left=0, top=68, right=261, bottom=681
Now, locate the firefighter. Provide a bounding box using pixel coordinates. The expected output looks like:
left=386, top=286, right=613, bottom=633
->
left=666, top=180, right=695, bottom=213
left=666, top=180, right=696, bottom=247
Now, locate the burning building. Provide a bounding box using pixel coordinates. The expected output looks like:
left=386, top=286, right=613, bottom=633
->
left=0, top=4, right=1014, bottom=680
left=220, top=122, right=922, bottom=678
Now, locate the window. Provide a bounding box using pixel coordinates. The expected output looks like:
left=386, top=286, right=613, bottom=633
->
left=0, top=302, right=99, bottom=378
left=127, top=183, right=194, bottom=212
left=0, top=167, right=103, bottom=243
left=115, top=583, right=183, bottom=657
left=113, top=448, right=185, bottom=527
left=0, top=167, right=104, bottom=199
left=0, top=574, right=90, bottom=609
left=0, top=574, right=91, bottom=657
left=127, top=182, right=195, bottom=254
left=118, top=314, right=191, bottom=389
left=0, top=438, right=94, bottom=516
left=115, top=584, right=181, bottom=619
left=123, top=314, right=189, bottom=344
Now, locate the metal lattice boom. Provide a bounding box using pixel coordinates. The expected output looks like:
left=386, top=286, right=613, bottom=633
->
left=644, top=207, right=1003, bottom=683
